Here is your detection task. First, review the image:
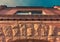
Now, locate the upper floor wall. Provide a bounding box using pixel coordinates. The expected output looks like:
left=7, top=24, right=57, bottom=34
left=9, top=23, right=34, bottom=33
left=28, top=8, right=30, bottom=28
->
left=0, top=5, right=60, bottom=15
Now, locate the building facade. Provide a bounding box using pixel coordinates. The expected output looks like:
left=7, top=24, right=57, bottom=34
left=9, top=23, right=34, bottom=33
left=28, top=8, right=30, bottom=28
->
left=0, top=5, right=60, bottom=42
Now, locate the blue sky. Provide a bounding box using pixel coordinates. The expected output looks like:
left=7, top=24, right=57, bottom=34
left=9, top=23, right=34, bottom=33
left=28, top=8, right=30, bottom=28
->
left=0, top=0, right=60, bottom=7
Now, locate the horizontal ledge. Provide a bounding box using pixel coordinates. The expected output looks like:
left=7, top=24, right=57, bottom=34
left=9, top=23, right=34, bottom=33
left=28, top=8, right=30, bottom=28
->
left=0, top=19, right=60, bottom=21
left=0, top=15, right=60, bottom=21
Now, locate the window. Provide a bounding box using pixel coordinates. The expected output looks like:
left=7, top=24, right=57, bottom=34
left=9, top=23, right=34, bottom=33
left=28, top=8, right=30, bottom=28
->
left=15, top=11, right=31, bottom=15
left=15, top=11, right=42, bottom=15
left=31, top=11, right=42, bottom=15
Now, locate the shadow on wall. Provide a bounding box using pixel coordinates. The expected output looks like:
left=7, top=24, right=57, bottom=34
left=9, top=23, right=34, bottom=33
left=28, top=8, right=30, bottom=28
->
left=8, top=39, right=50, bottom=42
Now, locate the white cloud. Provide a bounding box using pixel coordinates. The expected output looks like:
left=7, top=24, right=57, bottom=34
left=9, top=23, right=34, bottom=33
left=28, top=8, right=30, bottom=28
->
left=0, top=0, right=17, bottom=6
left=0, top=0, right=30, bottom=7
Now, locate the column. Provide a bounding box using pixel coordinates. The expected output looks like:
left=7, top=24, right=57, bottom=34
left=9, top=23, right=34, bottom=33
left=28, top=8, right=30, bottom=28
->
left=2, top=26, right=11, bottom=42
left=0, top=27, right=6, bottom=42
